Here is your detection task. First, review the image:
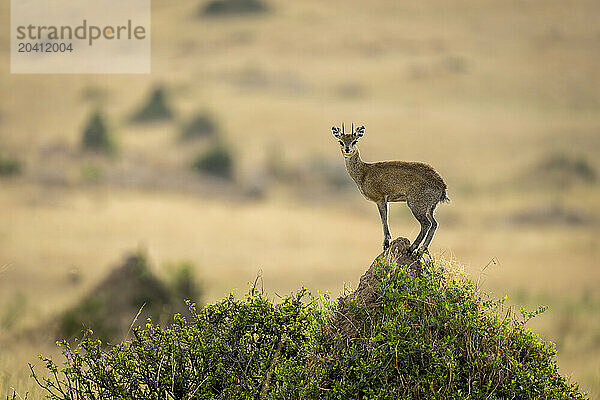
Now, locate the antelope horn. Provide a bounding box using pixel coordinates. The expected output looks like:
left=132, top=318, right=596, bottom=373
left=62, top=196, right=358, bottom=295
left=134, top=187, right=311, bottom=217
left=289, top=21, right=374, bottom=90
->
left=342, top=122, right=345, bottom=135
left=352, top=122, right=354, bottom=135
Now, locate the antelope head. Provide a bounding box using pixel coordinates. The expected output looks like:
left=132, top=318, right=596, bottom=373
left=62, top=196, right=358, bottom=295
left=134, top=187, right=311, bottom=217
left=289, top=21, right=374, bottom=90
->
left=331, top=123, right=365, bottom=158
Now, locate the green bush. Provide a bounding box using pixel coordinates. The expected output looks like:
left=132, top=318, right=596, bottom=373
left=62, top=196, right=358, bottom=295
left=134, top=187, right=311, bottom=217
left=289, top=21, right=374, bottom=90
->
left=200, top=0, right=268, bottom=17
left=131, top=87, right=174, bottom=123
left=180, top=112, right=218, bottom=141
left=32, top=289, right=312, bottom=399
left=310, top=264, right=584, bottom=399
left=192, top=143, right=234, bottom=180
left=31, top=259, right=585, bottom=399
left=81, top=111, right=115, bottom=154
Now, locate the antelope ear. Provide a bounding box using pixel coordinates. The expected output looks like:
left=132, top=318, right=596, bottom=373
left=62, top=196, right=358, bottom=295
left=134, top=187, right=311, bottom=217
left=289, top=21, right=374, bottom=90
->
left=332, top=126, right=342, bottom=138
left=355, top=125, right=365, bottom=137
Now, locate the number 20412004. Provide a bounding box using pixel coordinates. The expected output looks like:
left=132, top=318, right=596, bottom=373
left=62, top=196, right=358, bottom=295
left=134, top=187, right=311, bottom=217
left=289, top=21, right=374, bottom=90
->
left=18, top=42, right=73, bottom=52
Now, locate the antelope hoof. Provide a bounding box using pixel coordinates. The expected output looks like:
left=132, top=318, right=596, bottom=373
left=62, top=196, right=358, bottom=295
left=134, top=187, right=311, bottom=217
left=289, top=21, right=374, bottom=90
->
left=383, top=237, right=391, bottom=250
left=408, top=247, right=431, bottom=258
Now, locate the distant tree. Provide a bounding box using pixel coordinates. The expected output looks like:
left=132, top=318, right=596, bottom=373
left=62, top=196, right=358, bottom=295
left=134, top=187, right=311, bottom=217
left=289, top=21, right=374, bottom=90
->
left=81, top=110, right=115, bottom=154
left=131, top=87, right=174, bottom=123
left=192, top=142, right=234, bottom=180
left=180, top=111, right=218, bottom=141
left=201, top=0, right=269, bottom=17
left=0, top=154, right=21, bottom=177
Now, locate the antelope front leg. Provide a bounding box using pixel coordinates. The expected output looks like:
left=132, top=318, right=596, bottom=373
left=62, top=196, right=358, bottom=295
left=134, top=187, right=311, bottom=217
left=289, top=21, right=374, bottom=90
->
left=376, top=200, right=392, bottom=250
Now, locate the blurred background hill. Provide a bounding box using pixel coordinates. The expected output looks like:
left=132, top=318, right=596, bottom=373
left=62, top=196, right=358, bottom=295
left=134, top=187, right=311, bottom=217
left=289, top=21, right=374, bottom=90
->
left=1, top=0, right=599, bottom=397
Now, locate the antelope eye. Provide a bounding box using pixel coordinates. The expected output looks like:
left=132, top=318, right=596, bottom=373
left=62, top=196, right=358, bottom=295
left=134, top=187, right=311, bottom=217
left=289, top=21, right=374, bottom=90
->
left=338, top=140, right=343, bottom=145
left=351, top=140, right=357, bottom=145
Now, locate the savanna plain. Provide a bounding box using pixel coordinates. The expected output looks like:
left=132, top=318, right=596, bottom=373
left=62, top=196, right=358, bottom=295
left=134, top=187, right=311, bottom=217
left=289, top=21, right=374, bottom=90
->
left=1, top=0, right=600, bottom=397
